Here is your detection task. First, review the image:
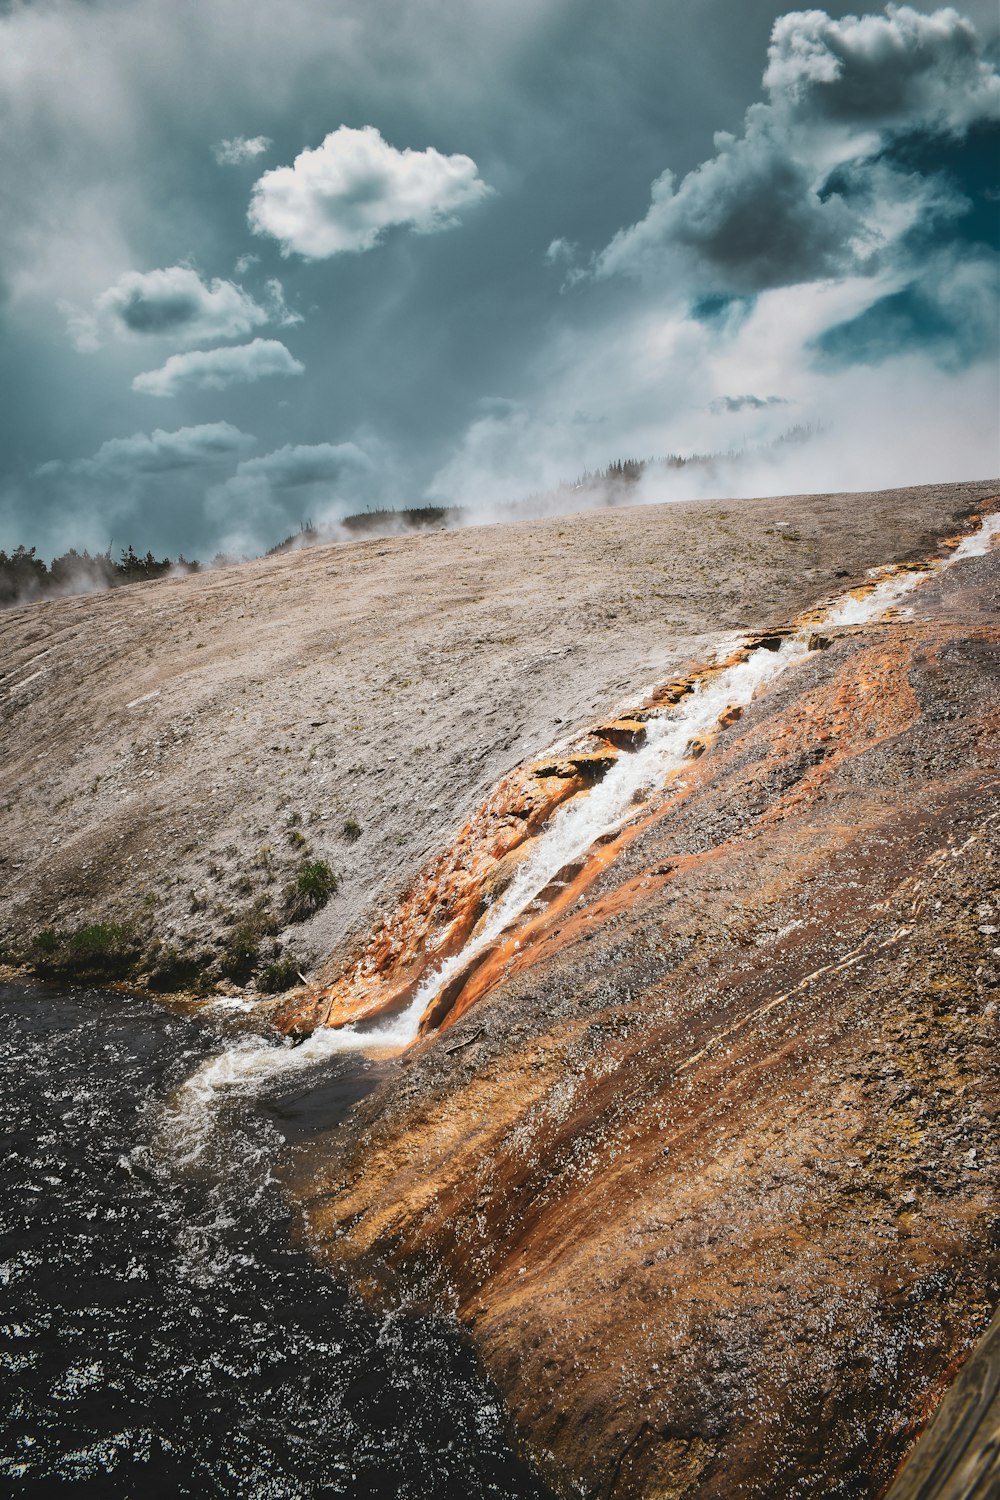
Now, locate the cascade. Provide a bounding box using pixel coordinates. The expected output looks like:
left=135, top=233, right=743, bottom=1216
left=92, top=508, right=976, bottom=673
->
left=166, top=509, right=999, bottom=1157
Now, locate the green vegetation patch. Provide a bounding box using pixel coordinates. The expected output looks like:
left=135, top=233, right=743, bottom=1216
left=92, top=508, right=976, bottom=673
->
left=257, top=955, right=304, bottom=994
left=29, top=921, right=143, bottom=981
left=283, top=859, right=338, bottom=923
left=219, top=903, right=280, bottom=983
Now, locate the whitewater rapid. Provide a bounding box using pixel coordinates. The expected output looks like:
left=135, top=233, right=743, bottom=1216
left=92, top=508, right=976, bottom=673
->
left=165, top=509, right=999, bottom=1159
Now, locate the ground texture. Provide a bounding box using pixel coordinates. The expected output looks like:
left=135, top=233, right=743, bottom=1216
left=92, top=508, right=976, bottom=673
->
left=2, top=481, right=998, bottom=1498
left=1, top=481, right=995, bottom=997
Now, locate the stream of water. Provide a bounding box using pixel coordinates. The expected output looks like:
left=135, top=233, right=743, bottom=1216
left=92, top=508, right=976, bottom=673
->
left=168, top=507, right=1000, bottom=1130
left=0, top=981, right=552, bottom=1498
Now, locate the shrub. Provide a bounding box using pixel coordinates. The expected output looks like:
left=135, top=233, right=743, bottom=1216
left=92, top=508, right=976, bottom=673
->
left=283, top=859, right=337, bottom=923
left=342, top=817, right=362, bottom=841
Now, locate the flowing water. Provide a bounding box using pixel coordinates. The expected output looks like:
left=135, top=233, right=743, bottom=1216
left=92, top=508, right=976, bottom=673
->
left=170, top=507, right=1000, bottom=1126
left=0, top=981, right=552, bottom=1498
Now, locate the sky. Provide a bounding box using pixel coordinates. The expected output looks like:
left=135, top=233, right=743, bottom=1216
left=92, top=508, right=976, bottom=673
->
left=0, top=0, right=997, bottom=560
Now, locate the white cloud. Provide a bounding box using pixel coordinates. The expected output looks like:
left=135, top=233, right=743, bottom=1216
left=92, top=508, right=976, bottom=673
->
left=248, top=125, right=491, bottom=258
left=260, top=276, right=303, bottom=327
left=69, top=266, right=271, bottom=350
left=593, top=5, right=999, bottom=296
left=213, top=134, right=272, bottom=165
left=132, top=338, right=305, bottom=396
left=764, top=4, right=1000, bottom=137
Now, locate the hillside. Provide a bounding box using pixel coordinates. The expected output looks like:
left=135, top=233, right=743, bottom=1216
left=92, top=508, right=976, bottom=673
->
left=2, top=478, right=999, bottom=1497
left=1, top=481, right=995, bottom=999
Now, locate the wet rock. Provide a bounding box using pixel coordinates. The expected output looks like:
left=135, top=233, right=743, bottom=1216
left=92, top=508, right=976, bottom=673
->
left=595, top=718, right=648, bottom=749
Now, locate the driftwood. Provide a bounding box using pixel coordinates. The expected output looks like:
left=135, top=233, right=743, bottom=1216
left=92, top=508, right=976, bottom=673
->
left=885, top=1308, right=1000, bottom=1500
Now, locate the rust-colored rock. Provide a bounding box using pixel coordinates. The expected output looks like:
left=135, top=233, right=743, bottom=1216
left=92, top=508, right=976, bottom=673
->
left=289, top=529, right=1000, bottom=1499
left=273, top=758, right=592, bottom=1034
left=595, top=718, right=649, bottom=749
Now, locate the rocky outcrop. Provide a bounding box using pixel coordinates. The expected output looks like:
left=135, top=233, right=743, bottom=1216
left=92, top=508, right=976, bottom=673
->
left=289, top=527, right=1000, bottom=1498
left=885, top=1305, right=1000, bottom=1499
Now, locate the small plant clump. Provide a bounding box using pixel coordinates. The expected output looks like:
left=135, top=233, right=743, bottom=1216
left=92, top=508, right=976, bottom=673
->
left=29, top=921, right=142, bottom=981
left=283, top=859, right=338, bottom=923
left=145, top=942, right=212, bottom=994
left=342, top=817, right=362, bottom=841
left=257, top=955, right=304, bottom=994
left=218, top=904, right=280, bottom=983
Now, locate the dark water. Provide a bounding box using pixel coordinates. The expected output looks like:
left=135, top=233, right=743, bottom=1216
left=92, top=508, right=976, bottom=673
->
left=0, top=983, right=551, bottom=1498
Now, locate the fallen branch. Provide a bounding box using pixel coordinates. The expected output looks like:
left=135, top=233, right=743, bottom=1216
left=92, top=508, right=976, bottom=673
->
left=444, top=1028, right=483, bottom=1055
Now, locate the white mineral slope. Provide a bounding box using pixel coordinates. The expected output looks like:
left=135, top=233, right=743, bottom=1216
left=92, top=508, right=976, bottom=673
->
left=0, top=481, right=996, bottom=995
left=162, top=500, right=1000, bottom=1167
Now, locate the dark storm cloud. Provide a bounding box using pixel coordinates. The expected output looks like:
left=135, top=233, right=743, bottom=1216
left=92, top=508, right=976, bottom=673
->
left=596, top=5, right=999, bottom=296
left=23, top=424, right=258, bottom=558
left=0, top=1, right=997, bottom=559
left=599, top=121, right=856, bottom=291
left=764, top=4, right=1000, bottom=131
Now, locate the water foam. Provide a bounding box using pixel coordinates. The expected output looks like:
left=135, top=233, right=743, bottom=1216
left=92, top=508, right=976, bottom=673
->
left=166, top=509, right=998, bottom=1153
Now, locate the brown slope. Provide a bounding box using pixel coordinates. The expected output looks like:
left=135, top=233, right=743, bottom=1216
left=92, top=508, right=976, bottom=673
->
left=290, top=541, right=1000, bottom=1499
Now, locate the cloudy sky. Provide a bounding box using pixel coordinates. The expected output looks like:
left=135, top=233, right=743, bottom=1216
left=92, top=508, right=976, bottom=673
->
left=1, top=0, right=997, bottom=559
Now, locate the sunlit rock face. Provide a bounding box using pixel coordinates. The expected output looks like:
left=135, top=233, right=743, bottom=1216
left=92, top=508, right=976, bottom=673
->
left=291, top=530, right=999, bottom=1499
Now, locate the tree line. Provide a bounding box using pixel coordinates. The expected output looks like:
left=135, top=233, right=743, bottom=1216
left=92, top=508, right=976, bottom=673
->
left=0, top=544, right=200, bottom=609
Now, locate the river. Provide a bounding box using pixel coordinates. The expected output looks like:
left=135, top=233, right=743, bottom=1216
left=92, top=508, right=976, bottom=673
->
left=0, top=981, right=551, bottom=1498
